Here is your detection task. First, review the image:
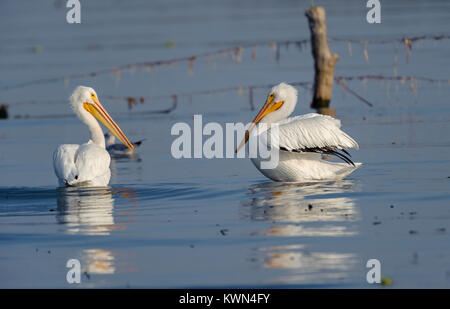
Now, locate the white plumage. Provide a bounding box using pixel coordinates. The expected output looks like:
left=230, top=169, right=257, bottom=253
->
left=271, top=113, right=359, bottom=151
left=53, top=86, right=134, bottom=187
left=236, top=82, right=361, bottom=182
left=53, top=143, right=111, bottom=186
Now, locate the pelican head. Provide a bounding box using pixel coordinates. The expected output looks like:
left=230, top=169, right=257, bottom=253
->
left=70, top=86, right=134, bottom=150
left=235, top=82, right=298, bottom=153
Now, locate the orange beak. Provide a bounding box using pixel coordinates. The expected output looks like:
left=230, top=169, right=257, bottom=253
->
left=84, top=96, right=134, bottom=150
left=235, top=95, right=283, bottom=153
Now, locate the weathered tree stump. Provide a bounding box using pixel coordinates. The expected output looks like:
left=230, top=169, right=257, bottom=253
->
left=305, top=6, right=339, bottom=117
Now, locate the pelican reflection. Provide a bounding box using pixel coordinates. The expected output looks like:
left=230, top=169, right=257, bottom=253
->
left=257, top=244, right=358, bottom=285
left=82, top=249, right=116, bottom=275
left=241, top=180, right=358, bottom=227
left=56, top=186, right=138, bottom=278
left=242, top=180, right=359, bottom=284
left=56, top=186, right=116, bottom=236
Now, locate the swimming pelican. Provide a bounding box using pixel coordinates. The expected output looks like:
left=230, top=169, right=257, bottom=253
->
left=105, top=132, right=145, bottom=156
left=53, top=86, right=134, bottom=187
left=236, top=82, right=361, bottom=182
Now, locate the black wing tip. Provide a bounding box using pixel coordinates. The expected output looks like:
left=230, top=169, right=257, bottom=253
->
left=329, top=149, right=355, bottom=166
left=133, top=139, right=146, bottom=147
left=341, top=148, right=352, bottom=157
left=282, top=146, right=355, bottom=166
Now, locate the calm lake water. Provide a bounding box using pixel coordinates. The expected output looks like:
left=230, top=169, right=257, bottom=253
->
left=1, top=0, right=450, bottom=288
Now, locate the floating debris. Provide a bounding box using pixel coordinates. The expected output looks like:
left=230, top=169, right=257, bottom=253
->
left=381, top=277, right=392, bottom=286
left=164, top=41, right=176, bottom=48
left=412, top=252, right=419, bottom=264
left=84, top=271, right=91, bottom=280
left=1, top=35, right=449, bottom=91
left=32, top=45, right=43, bottom=54
left=3, top=74, right=449, bottom=117
left=234, top=46, right=243, bottom=62
left=251, top=45, right=257, bottom=59
left=248, top=87, right=255, bottom=111
left=362, top=41, right=369, bottom=64
left=0, top=104, right=8, bottom=119
left=113, top=67, right=121, bottom=86
left=404, top=38, right=412, bottom=64
left=188, top=56, right=196, bottom=76
left=64, top=76, right=70, bottom=88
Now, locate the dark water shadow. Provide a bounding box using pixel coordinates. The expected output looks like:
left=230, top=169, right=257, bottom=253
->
left=110, top=153, right=142, bottom=163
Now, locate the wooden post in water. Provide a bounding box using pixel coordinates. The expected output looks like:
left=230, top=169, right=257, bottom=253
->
left=305, top=6, right=339, bottom=117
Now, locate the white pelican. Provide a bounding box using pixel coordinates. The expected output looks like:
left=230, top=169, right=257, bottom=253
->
left=236, top=82, right=361, bottom=182
left=105, top=132, right=145, bottom=156
left=53, top=86, right=134, bottom=187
